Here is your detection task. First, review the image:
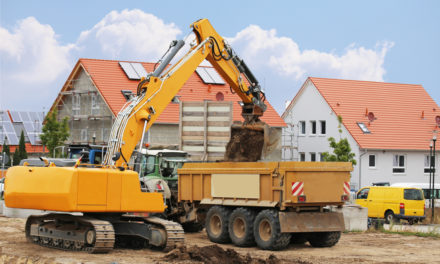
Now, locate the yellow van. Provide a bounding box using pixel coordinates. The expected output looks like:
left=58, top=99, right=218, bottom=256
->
left=355, top=186, right=425, bottom=224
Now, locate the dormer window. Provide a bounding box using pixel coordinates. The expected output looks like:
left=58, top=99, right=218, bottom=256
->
left=121, top=90, right=134, bottom=101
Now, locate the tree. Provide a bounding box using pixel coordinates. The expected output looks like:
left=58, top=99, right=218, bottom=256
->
left=40, top=110, right=70, bottom=157
left=18, top=131, right=27, bottom=161
left=13, top=148, right=20, bottom=165
left=1, top=139, right=11, bottom=167
left=321, top=115, right=357, bottom=166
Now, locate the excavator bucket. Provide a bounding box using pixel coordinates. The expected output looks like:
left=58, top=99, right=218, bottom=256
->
left=224, top=121, right=280, bottom=162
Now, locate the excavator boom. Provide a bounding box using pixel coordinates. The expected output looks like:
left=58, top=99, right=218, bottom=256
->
left=104, top=19, right=270, bottom=167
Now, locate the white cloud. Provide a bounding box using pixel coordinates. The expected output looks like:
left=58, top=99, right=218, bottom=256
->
left=0, top=17, right=74, bottom=83
left=227, top=25, right=394, bottom=82
left=77, top=9, right=182, bottom=60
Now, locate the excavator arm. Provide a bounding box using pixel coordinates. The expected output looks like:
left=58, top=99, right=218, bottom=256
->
left=104, top=19, right=268, bottom=167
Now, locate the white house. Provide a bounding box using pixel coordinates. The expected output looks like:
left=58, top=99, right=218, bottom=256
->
left=282, top=77, right=440, bottom=190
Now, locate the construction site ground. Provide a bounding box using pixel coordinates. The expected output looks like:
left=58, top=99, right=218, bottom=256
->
left=1, top=216, right=439, bottom=264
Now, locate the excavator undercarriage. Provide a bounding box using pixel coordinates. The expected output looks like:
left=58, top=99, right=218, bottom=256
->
left=25, top=213, right=184, bottom=253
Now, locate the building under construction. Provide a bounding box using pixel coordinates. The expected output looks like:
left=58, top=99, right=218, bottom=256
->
left=49, top=58, right=285, bottom=160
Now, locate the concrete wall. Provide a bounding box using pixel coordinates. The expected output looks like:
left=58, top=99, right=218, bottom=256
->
left=149, top=124, right=180, bottom=146
left=282, top=80, right=360, bottom=189
left=58, top=68, right=113, bottom=145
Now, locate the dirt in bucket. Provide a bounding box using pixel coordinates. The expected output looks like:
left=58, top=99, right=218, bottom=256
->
left=224, top=123, right=265, bottom=162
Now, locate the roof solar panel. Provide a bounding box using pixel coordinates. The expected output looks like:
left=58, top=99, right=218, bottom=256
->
left=196, top=68, right=215, bottom=84
left=27, top=132, right=41, bottom=145
left=19, top=112, right=31, bottom=122
left=29, top=112, right=40, bottom=122
left=1, top=121, right=15, bottom=133
left=131, top=63, right=148, bottom=78
left=23, top=122, right=35, bottom=133
left=10, top=111, right=22, bottom=122
left=205, top=68, right=225, bottom=84
left=38, top=112, right=44, bottom=122
left=119, top=62, right=140, bottom=80
left=6, top=133, right=19, bottom=145
left=0, top=111, right=9, bottom=121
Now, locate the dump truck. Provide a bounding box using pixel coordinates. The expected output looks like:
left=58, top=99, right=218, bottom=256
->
left=178, top=161, right=352, bottom=250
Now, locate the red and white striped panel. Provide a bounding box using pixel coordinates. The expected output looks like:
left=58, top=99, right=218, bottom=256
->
left=343, top=182, right=350, bottom=195
left=291, top=182, right=304, bottom=196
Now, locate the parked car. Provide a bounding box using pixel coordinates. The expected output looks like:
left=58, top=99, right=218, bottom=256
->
left=0, top=177, right=4, bottom=200
left=356, top=186, right=425, bottom=224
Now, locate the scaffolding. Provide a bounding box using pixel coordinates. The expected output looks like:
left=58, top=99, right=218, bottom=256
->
left=56, top=73, right=114, bottom=145
left=281, top=112, right=299, bottom=161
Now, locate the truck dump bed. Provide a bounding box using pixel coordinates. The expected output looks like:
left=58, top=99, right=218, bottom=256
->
left=178, top=161, right=352, bottom=208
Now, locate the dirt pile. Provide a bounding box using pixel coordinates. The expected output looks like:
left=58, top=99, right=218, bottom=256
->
left=164, top=244, right=280, bottom=264
left=224, top=122, right=265, bottom=162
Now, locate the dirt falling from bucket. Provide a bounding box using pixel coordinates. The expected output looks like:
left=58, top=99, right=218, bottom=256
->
left=224, top=124, right=265, bottom=162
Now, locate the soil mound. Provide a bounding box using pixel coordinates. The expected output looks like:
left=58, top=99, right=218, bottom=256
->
left=164, top=244, right=280, bottom=264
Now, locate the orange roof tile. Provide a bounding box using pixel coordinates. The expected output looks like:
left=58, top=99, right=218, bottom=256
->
left=79, top=58, right=285, bottom=127
left=307, top=77, right=440, bottom=150
left=1, top=143, right=48, bottom=153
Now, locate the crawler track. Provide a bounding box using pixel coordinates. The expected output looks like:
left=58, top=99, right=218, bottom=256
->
left=25, top=214, right=115, bottom=253
left=144, top=216, right=185, bottom=251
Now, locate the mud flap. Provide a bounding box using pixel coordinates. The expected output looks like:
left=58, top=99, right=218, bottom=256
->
left=279, top=212, right=345, bottom=233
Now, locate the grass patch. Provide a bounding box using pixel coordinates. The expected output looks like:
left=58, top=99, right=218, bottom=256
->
left=379, top=228, right=440, bottom=239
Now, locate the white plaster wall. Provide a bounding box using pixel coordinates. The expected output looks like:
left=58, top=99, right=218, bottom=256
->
left=359, top=150, right=440, bottom=187
left=283, top=80, right=360, bottom=189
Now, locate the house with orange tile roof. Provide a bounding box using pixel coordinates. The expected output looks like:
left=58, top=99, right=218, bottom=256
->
left=49, top=58, right=285, bottom=160
left=282, top=77, right=440, bottom=189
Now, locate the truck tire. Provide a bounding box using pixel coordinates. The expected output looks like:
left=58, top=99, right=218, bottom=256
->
left=206, top=206, right=231, bottom=244
left=253, top=209, right=291, bottom=250
left=290, top=233, right=308, bottom=244
left=228, top=207, right=256, bottom=247
left=308, top=232, right=341, bottom=247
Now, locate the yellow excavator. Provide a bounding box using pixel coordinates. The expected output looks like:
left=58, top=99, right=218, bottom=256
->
left=5, top=18, right=269, bottom=253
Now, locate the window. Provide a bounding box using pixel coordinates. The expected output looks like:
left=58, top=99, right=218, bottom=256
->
left=299, top=152, right=305, bottom=161
left=72, top=94, right=80, bottom=115
left=299, top=121, right=306, bottom=135
left=424, top=155, right=433, bottom=173
left=80, top=129, right=88, bottom=142
left=320, top=120, right=326, bottom=135
left=404, top=189, right=423, bottom=200
left=393, top=155, right=405, bottom=173
left=121, top=90, right=134, bottom=101
left=310, top=152, right=316, bottom=162
left=357, top=188, right=370, bottom=199
left=310, top=121, right=317, bottom=135
left=319, top=153, right=324, bottom=161
left=357, top=122, right=370, bottom=133
left=91, top=93, right=99, bottom=114
left=369, top=155, right=376, bottom=168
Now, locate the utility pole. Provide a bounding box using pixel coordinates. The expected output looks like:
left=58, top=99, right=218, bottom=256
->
left=432, top=134, right=437, bottom=223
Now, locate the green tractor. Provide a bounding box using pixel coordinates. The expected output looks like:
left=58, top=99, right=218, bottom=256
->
left=133, top=149, right=204, bottom=232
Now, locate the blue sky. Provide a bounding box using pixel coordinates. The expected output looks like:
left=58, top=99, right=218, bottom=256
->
left=1, top=0, right=439, bottom=115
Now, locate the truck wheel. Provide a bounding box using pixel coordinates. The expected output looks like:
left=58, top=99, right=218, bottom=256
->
left=308, top=232, right=341, bottom=247
left=206, top=206, right=231, bottom=244
left=228, top=207, right=256, bottom=247
left=385, top=210, right=398, bottom=224
left=290, top=233, right=308, bottom=244
left=253, top=209, right=291, bottom=250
